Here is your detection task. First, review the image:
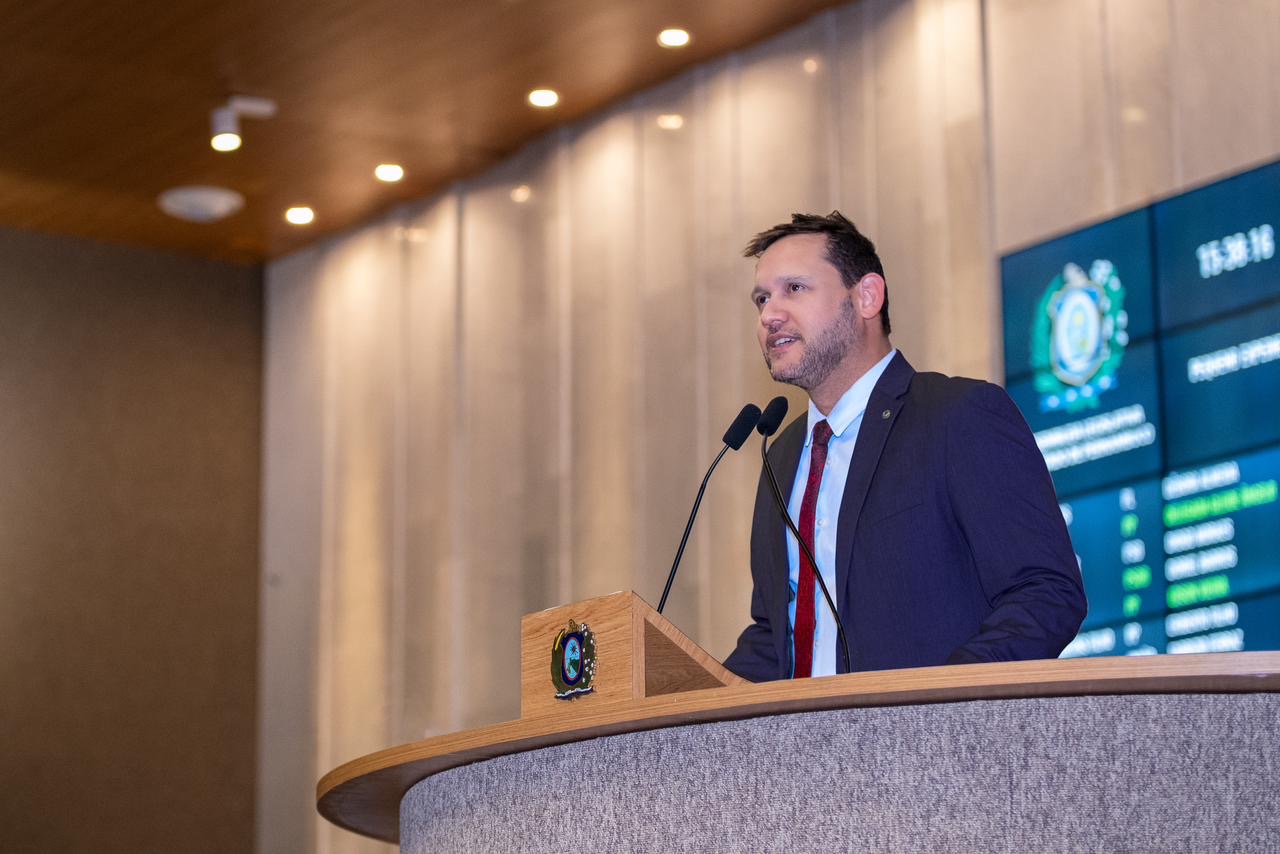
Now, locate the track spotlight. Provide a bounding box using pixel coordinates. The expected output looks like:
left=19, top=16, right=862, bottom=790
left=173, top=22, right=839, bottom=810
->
left=210, top=108, right=240, bottom=152
left=210, top=95, right=278, bottom=153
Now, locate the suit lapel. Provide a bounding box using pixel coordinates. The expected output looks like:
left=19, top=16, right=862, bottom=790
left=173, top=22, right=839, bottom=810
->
left=835, top=352, right=914, bottom=609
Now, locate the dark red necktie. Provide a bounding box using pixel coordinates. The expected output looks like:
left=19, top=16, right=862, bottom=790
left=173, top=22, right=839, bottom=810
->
left=794, top=419, right=832, bottom=678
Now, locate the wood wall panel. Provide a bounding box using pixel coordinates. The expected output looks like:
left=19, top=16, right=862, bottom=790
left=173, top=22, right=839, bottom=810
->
left=459, top=148, right=561, bottom=732
left=738, top=17, right=836, bottom=233
left=323, top=225, right=401, bottom=766
left=1170, top=0, right=1280, bottom=187
left=834, top=3, right=880, bottom=238
left=988, top=0, right=1112, bottom=251
left=1103, top=0, right=1176, bottom=211
left=0, top=227, right=261, bottom=854
left=259, top=244, right=328, bottom=854
left=932, top=0, right=998, bottom=380
left=566, top=113, right=641, bottom=601
left=694, top=58, right=764, bottom=660
left=635, top=74, right=704, bottom=633
left=833, top=0, right=994, bottom=379
left=735, top=13, right=832, bottom=462
left=867, top=0, right=936, bottom=367
left=919, top=0, right=979, bottom=376
left=989, top=0, right=1280, bottom=253
left=519, top=149, right=571, bottom=617
left=400, top=196, right=462, bottom=746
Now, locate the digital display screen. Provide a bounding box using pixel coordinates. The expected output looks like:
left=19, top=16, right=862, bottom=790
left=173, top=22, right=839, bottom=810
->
left=1064, top=589, right=1280, bottom=658
left=1154, top=160, right=1280, bottom=331
left=1006, top=341, right=1162, bottom=496
left=1162, top=446, right=1280, bottom=608
left=1186, top=590, right=1280, bottom=653
left=1001, top=157, right=1280, bottom=657
left=1001, top=208, right=1156, bottom=381
left=1058, top=446, right=1280, bottom=657
left=1161, top=299, right=1280, bottom=468
left=1061, top=479, right=1165, bottom=631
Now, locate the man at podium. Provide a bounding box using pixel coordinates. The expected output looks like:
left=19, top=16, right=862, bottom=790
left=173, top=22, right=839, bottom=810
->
left=725, top=211, right=1086, bottom=681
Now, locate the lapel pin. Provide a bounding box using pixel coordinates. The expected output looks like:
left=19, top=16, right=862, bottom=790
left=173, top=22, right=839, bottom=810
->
left=881, top=409, right=892, bottom=419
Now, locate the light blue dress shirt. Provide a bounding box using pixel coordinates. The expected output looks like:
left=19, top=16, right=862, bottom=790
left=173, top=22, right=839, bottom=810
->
left=787, top=348, right=897, bottom=677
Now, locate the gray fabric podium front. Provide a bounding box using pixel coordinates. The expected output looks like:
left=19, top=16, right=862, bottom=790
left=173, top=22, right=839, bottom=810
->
left=400, top=693, right=1279, bottom=853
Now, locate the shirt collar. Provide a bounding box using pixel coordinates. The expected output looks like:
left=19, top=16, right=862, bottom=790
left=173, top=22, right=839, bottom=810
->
left=805, top=349, right=898, bottom=446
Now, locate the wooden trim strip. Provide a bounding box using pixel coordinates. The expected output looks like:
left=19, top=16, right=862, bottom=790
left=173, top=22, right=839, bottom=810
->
left=317, top=652, right=1280, bottom=843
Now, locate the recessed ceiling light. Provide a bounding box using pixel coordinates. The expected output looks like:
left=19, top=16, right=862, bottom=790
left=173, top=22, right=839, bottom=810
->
left=656, top=114, right=684, bottom=130
left=528, top=88, right=559, bottom=108
left=375, top=163, right=405, bottom=182
left=657, top=28, right=691, bottom=48
left=157, top=186, right=245, bottom=223
left=802, top=57, right=820, bottom=74
left=285, top=206, right=315, bottom=226
left=510, top=184, right=532, bottom=203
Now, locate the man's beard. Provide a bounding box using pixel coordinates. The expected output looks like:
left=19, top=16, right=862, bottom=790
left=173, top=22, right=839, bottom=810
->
left=764, top=297, right=860, bottom=391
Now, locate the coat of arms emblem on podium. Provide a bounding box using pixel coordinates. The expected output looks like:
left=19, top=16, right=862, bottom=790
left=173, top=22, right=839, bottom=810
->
left=551, top=619, right=597, bottom=699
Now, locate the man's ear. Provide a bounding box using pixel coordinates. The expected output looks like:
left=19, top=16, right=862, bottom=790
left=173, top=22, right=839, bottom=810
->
left=855, top=273, right=886, bottom=321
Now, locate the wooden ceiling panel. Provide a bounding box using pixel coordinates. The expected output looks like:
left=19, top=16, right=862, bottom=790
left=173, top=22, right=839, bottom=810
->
left=0, top=0, right=846, bottom=263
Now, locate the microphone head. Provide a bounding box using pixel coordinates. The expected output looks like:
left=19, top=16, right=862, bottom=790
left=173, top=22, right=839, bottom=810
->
left=722, top=404, right=762, bottom=450
left=757, top=396, right=789, bottom=437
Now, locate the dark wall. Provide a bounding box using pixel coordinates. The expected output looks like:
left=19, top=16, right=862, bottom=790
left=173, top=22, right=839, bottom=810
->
left=0, top=227, right=262, bottom=853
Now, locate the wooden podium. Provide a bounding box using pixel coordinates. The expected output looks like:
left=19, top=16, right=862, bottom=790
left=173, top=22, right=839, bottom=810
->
left=317, top=594, right=1280, bottom=851
left=518, top=591, right=745, bottom=718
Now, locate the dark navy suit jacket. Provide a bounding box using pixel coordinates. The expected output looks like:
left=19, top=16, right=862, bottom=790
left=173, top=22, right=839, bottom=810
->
left=724, top=352, right=1086, bottom=680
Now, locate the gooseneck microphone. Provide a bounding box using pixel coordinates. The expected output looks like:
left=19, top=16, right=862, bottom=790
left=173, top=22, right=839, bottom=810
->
left=656, top=403, right=763, bottom=614
left=757, top=395, right=853, bottom=673
left=756, top=395, right=790, bottom=438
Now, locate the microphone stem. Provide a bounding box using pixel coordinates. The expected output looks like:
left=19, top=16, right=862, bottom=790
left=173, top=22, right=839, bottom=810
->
left=657, top=443, right=732, bottom=614
left=760, top=435, right=853, bottom=674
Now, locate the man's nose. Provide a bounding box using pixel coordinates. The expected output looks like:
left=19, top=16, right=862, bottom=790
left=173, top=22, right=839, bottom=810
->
left=760, top=301, right=786, bottom=330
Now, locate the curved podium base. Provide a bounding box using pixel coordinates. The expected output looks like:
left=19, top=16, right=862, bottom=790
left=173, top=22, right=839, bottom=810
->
left=403, top=693, right=1279, bottom=853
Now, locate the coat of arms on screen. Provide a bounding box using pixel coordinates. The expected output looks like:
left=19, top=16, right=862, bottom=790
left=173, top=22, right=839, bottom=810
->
left=551, top=619, right=597, bottom=699
left=1031, top=260, right=1128, bottom=414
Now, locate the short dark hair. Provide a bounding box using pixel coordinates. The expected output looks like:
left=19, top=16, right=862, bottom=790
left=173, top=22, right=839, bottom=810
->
left=743, top=210, right=890, bottom=335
